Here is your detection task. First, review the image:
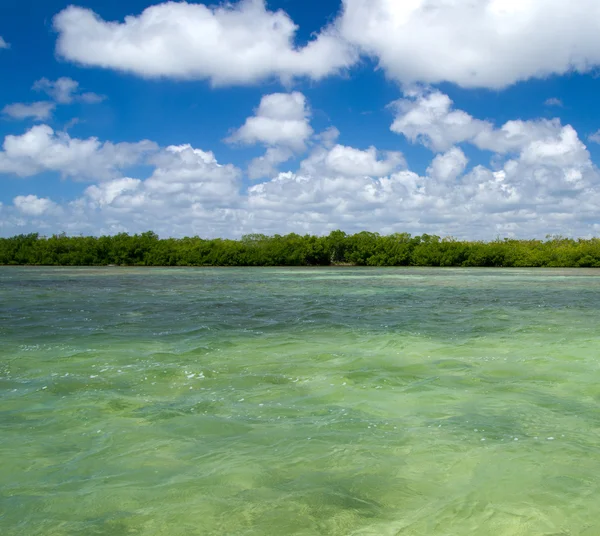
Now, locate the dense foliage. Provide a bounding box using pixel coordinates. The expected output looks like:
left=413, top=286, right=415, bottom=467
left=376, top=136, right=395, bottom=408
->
left=2, top=231, right=600, bottom=267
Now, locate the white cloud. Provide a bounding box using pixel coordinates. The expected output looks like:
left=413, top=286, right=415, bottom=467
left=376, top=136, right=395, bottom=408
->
left=3, top=108, right=600, bottom=240
left=247, top=169, right=421, bottom=220
left=85, top=178, right=143, bottom=207
left=391, top=91, right=489, bottom=152
left=519, top=125, right=589, bottom=170
left=228, top=92, right=312, bottom=150
left=145, top=144, right=241, bottom=203
left=2, top=102, right=56, bottom=121
left=326, top=145, right=405, bottom=178
left=315, top=127, right=342, bottom=149
left=247, top=147, right=294, bottom=180
left=66, top=144, right=244, bottom=236
left=301, top=143, right=405, bottom=178
left=50, top=0, right=600, bottom=92
left=389, top=89, right=595, bottom=222
left=545, top=98, right=563, bottom=107
left=3, top=78, right=104, bottom=123
left=13, top=195, right=60, bottom=216
left=338, top=0, right=600, bottom=89
left=228, top=92, right=313, bottom=179
left=53, top=0, right=356, bottom=86
left=0, top=37, right=9, bottom=49
left=0, top=125, right=158, bottom=180
left=475, top=119, right=569, bottom=155
left=244, top=142, right=440, bottom=234
left=242, top=124, right=599, bottom=237
left=68, top=143, right=241, bottom=231
left=391, top=89, right=576, bottom=155
left=33, top=77, right=77, bottom=104
left=427, top=147, right=468, bottom=182
left=33, top=77, right=105, bottom=104
left=588, top=130, right=600, bottom=145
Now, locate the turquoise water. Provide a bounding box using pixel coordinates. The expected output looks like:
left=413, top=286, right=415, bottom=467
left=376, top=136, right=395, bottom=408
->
left=1, top=267, right=600, bottom=535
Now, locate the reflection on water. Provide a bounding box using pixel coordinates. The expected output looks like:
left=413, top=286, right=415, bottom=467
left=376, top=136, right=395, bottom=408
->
left=1, top=267, right=600, bottom=535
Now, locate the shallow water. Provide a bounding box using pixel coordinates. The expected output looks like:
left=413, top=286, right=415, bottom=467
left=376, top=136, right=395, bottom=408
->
left=1, top=267, right=600, bottom=535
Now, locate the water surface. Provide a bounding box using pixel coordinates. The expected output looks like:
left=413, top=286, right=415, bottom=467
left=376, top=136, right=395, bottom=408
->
left=1, top=267, right=600, bottom=535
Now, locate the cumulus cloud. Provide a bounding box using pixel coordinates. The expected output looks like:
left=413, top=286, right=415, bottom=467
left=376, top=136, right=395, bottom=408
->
left=228, top=92, right=313, bottom=179
left=0, top=125, right=158, bottom=180
left=66, top=144, right=244, bottom=236
left=13, top=195, right=60, bottom=216
left=0, top=37, right=9, bottom=49
left=519, top=126, right=590, bottom=170
left=391, top=90, right=489, bottom=152
left=2, top=102, right=56, bottom=121
left=338, top=0, right=600, bottom=89
left=247, top=170, right=421, bottom=224
left=51, top=0, right=600, bottom=91
left=326, top=145, right=405, bottom=177
left=84, top=177, right=142, bottom=208
left=391, top=89, right=578, bottom=156
left=33, top=77, right=104, bottom=104
left=3, top=105, right=600, bottom=240
left=76, top=143, right=241, bottom=221
left=243, top=123, right=599, bottom=237
left=427, top=147, right=468, bottom=183
left=228, top=92, right=312, bottom=150
left=389, top=89, right=595, bottom=221
left=53, top=0, right=356, bottom=86
left=145, top=144, right=241, bottom=202
left=245, top=141, right=455, bottom=234
left=247, top=147, right=294, bottom=181
left=301, top=142, right=405, bottom=178
left=545, top=98, right=563, bottom=107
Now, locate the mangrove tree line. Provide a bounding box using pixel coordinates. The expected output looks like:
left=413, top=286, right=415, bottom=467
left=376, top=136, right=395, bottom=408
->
left=2, top=231, right=600, bottom=267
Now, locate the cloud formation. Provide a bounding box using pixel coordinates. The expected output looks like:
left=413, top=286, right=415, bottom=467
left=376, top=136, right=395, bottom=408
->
left=391, top=89, right=580, bottom=157
left=3, top=77, right=104, bottom=123
left=228, top=92, right=312, bottom=150
left=228, top=92, right=313, bottom=179
left=14, top=195, right=60, bottom=216
left=2, top=102, right=56, bottom=121
left=33, top=77, right=104, bottom=104
left=588, top=130, right=600, bottom=145
left=0, top=125, right=158, bottom=180
left=0, top=37, right=9, bottom=49
left=52, top=0, right=600, bottom=90
left=54, top=0, right=355, bottom=86
left=2, top=91, right=600, bottom=240
left=338, top=0, right=600, bottom=88
left=73, top=144, right=243, bottom=236
left=300, top=135, right=405, bottom=179
left=427, top=148, right=468, bottom=183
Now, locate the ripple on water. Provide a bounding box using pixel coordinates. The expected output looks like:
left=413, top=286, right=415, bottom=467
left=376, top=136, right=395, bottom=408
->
left=2, top=267, right=600, bottom=535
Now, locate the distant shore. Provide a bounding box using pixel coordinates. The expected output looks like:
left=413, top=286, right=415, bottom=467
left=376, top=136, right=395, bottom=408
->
left=2, top=231, right=600, bottom=268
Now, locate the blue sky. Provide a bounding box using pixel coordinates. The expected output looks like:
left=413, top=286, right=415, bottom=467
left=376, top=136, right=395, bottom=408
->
left=2, top=0, right=600, bottom=238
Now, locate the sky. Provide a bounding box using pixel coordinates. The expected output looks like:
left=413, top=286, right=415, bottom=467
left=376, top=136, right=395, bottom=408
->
left=2, top=0, right=600, bottom=239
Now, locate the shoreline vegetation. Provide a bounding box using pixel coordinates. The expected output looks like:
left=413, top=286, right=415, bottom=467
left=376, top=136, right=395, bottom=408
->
left=2, top=231, right=600, bottom=268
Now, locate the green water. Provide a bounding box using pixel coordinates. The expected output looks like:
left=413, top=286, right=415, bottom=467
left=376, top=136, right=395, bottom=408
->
left=1, top=268, right=600, bottom=535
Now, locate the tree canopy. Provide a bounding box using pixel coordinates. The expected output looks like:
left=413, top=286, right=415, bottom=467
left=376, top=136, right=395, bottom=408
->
left=1, top=231, right=600, bottom=267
